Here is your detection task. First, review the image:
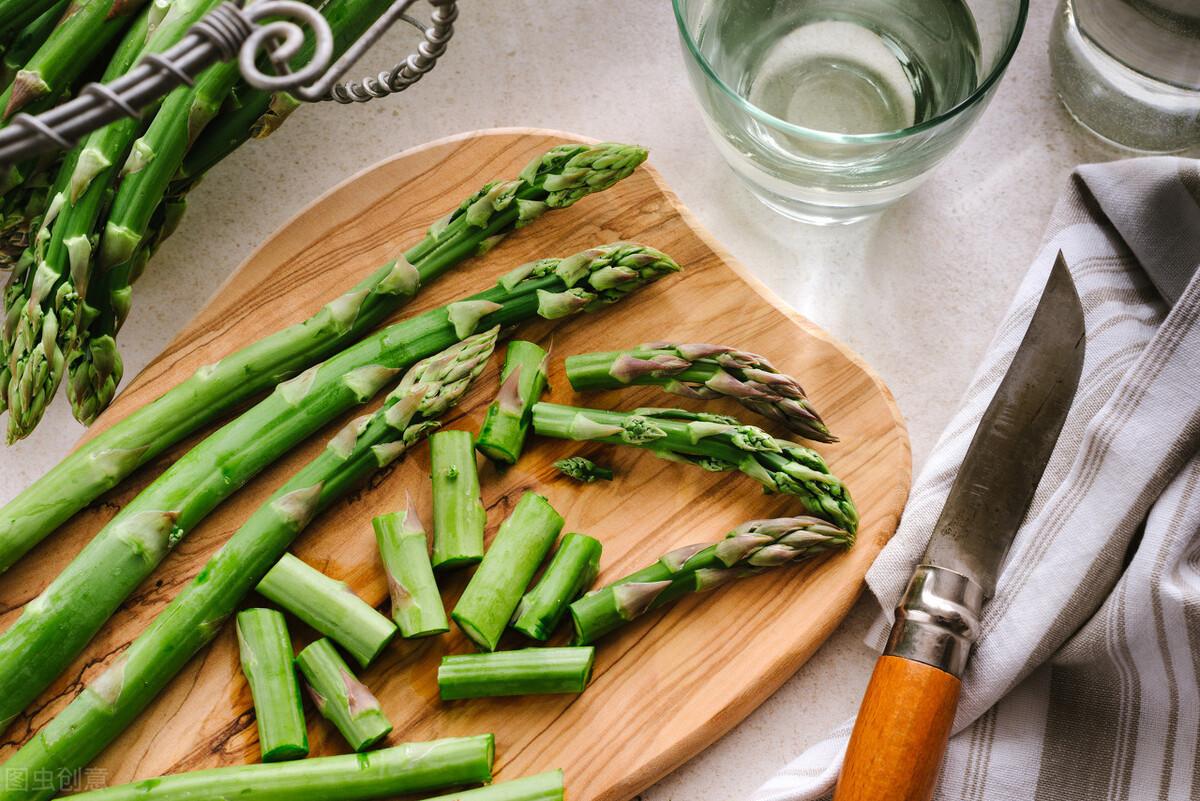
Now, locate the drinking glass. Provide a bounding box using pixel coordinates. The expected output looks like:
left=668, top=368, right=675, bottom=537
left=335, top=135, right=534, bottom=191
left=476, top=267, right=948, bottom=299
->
left=1050, top=0, right=1200, bottom=153
left=673, top=0, right=1029, bottom=224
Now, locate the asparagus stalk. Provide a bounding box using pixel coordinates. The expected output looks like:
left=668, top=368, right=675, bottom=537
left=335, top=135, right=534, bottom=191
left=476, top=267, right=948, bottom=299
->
left=296, top=638, right=393, bottom=751
left=258, top=553, right=397, bottom=668
left=475, top=340, right=548, bottom=464
left=0, top=243, right=676, bottom=734
left=438, top=647, right=595, bottom=700
left=421, top=772, right=564, bottom=801
left=21, top=736, right=496, bottom=801
left=236, top=608, right=309, bottom=762
left=512, top=533, right=602, bottom=641
left=553, top=456, right=613, bottom=483
left=0, top=0, right=70, bottom=91
left=452, top=492, right=563, bottom=652
left=430, top=429, right=486, bottom=570
left=0, top=142, right=648, bottom=573
left=0, top=331, right=496, bottom=801
left=531, top=405, right=858, bottom=532
left=0, top=1, right=63, bottom=46
left=570, top=516, right=853, bottom=645
left=565, top=343, right=835, bottom=442
left=374, top=503, right=449, bottom=638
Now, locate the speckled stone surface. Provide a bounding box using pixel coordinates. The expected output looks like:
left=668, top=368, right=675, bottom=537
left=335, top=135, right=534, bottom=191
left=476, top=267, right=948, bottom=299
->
left=0, top=0, right=1151, bottom=798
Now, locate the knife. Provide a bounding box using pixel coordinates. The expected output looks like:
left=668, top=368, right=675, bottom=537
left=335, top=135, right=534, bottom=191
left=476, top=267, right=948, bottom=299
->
left=833, top=253, right=1086, bottom=801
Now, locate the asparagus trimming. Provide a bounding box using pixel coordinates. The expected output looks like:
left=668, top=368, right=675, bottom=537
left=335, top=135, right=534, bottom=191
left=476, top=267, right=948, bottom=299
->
left=296, top=638, right=393, bottom=751
left=512, top=532, right=602, bottom=640
left=430, top=429, right=486, bottom=570
left=531, top=404, right=858, bottom=532
left=452, top=492, right=563, bottom=652
left=476, top=339, right=548, bottom=464
left=236, top=608, right=309, bottom=762
left=22, top=736, right=496, bottom=801
left=374, top=504, right=449, bottom=638
left=0, top=331, right=496, bottom=801
left=258, top=553, right=397, bottom=668
left=0, top=142, right=648, bottom=573
left=565, top=343, right=834, bottom=441
left=439, top=647, right=595, bottom=700
left=421, top=772, right=565, bottom=801
left=554, top=456, right=613, bottom=483
left=570, top=516, right=852, bottom=644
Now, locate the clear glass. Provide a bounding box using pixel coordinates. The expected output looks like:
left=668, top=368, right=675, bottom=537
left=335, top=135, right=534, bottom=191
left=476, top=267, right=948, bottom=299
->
left=673, top=0, right=1029, bottom=224
left=1050, top=0, right=1200, bottom=153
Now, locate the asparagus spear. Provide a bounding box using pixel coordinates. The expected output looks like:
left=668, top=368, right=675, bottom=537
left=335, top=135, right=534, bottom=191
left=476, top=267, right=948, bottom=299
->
left=512, top=533, right=602, bottom=641
left=22, top=736, right=496, bottom=801
left=4, top=0, right=223, bottom=442
left=374, top=503, right=449, bottom=638
left=476, top=340, right=548, bottom=464
left=531, top=405, right=858, bottom=532
left=0, top=0, right=70, bottom=92
left=0, top=331, right=496, bottom=801
left=0, top=143, right=648, bottom=572
left=258, top=553, right=398, bottom=668
left=452, top=492, right=563, bottom=652
left=554, top=456, right=613, bottom=483
left=296, top=638, right=393, bottom=751
left=565, top=343, right=835, bottom=442
left=570, top=516, right=852, bottom=645
left=236, top=608, right=309, bottom=762
left=430, top=429, right=486, bottom=570
left=0, top=0, right=63, bottom=46
left=421, top=772, right=565, bottom=801
left=0, top=243, right=676, bottom=733
left=438, top=647, right=595, bottom=700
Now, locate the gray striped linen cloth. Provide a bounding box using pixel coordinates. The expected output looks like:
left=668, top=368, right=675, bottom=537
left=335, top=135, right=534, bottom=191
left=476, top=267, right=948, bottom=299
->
left=753, top=156, right=1200, bottom=801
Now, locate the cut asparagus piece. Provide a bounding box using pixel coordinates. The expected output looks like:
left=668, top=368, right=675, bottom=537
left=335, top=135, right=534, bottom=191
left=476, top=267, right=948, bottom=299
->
left=531, top=404, right=858, bottom=533
left=373, top=503, right=448, bottom=638
left=553, top=456, right=613, bottom=483
left=512, top=533, right=602, bottom=641
left=296, top=638, right=392, bottom=751
left=236, top=608, right=309, bottom=762
left=430, top=429, right=486, bottom=570
left=0, top=143, right=649, bottom=574
left=40, top=736, right=495, bottom=801
left=0, top=332, right=496, bottom=801
left=420, top=772, right=564, bottom=801
left=258, top=553, right=397, bottom=668
left=452, top=493, right=564, bottom=651
left=476, top=340, right=548, bottom=464
left=570, top=516, right=853, bottom=644
left=439, top=647, right=595, bottom=700
left=565, top=343, right=835, bottom=441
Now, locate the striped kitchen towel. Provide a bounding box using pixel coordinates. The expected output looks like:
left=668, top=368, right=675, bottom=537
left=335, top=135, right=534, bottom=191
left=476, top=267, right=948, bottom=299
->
left=753, top=157, right=1200, bottom=801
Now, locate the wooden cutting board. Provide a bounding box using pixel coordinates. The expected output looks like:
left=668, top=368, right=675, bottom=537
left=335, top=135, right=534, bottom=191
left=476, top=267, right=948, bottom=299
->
left=0, top=129, right=910, bottom=800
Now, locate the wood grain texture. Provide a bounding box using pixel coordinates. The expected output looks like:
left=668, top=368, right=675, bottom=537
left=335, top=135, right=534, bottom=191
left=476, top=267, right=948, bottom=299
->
left=0, top=129, right=911, bottom=800
left=833, top=656, right=961, bottom=801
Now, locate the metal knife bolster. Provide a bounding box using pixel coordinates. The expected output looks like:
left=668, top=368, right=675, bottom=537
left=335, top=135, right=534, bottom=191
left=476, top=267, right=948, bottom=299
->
left=884, top=565, right=984, bottom=678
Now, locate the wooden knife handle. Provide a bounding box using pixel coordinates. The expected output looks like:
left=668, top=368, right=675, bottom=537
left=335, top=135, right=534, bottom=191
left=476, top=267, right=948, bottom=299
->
left=832, top=654, right=960, bottom=801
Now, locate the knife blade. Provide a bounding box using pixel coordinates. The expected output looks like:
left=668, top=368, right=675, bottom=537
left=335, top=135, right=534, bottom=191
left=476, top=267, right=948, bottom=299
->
left=833, top=253, right=1085, bottom=801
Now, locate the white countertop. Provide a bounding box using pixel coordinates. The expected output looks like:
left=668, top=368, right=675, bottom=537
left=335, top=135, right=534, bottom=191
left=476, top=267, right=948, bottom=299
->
left=0, top=0, right=1132, bottom=797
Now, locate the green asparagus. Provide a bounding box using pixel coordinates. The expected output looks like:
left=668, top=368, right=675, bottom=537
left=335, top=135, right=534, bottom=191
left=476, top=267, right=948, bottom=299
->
left=0, top=0, right=63, bottom=46
left=476, top=339, right=548, bottom=464
left=430, top=429, right=486, bottom=570
left=531, top=405, right=858, bottom=532
left=0, top=142, right=648, bottom=572
left=452, top=492, right=563, bottom=652
left=565, top=343, right=834, bottom=442
left=296, top=638, right=392, bottom=751
left=374, top=503, right=449, bottom=638
left=0, top=0, right=70, bottom=91
left=0, top=331, right=495, bottom=801
left=258, top=553, right=397, bottom=668
left=236, top=608, right=309, bottom=762
left=553, top=456, right=613, bottom=483
left=420, top=772, right=565, bottom=801
left=16, top=736, right=496, bottom=801
left=439, top=647, right=595, bottom=700
left=570, top=516, right=853, bottom=644
left=0, top=243, right=677, bottom=736
left=512, top=532, right=602, bottom=641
